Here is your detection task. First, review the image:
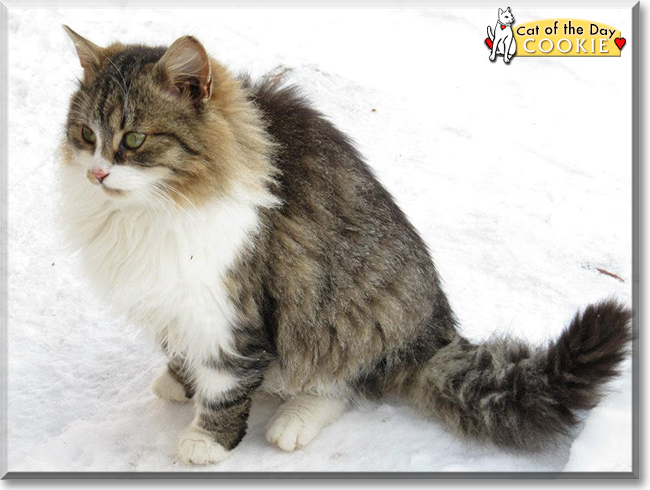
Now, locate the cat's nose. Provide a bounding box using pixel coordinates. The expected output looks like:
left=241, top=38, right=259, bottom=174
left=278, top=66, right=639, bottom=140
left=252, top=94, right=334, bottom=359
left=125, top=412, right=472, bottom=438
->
left=91, top=168, right=109, bottom=182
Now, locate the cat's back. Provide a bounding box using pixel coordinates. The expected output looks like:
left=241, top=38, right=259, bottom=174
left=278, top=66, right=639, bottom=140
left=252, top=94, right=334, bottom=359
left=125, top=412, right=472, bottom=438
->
left=247, top=78, right=422, bottom=243
left=243, top=78, right=453, bottom=390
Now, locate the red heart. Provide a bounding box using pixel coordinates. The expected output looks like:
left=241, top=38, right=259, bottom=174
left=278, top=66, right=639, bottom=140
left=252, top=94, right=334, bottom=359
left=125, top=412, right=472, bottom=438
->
left=501, top=25, right=506, bottom=30
left=615, top=37, right=626, bottom=50
left=485, top=38, right=493, bottom=49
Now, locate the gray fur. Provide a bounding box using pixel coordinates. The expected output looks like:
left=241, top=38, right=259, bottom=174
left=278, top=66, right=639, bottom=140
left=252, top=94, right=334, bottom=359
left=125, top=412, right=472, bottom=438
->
left=63, top=33, right=632, bottom=456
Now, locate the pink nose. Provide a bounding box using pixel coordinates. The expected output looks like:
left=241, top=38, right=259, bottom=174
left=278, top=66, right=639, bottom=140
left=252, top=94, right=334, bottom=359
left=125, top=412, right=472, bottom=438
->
left=91, top=168, right=109, bottom=182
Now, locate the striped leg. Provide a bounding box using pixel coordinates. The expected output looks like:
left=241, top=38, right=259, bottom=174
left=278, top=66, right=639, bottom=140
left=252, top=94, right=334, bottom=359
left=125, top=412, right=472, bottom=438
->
left=177, top=351, right=273, bottom=465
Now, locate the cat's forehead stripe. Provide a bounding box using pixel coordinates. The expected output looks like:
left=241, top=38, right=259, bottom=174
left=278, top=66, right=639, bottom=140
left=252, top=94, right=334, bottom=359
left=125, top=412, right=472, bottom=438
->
left=86, top=46, right=167, bottom=133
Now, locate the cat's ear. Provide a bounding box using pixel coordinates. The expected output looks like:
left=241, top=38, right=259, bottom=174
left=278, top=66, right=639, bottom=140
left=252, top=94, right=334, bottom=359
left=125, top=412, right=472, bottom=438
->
left=507, top=7, right=511, bottom=11
left=499, top=8, right=504, bottom=14
left=155, top=36, right=212, bottom=105
left=63, top=25, right=103, bottom=71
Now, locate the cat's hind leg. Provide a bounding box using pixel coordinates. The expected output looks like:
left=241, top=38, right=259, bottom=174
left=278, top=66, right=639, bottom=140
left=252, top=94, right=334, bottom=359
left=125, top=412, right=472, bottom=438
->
left=489, top=41, right=498, bottom=61
left=266, top=394, right=348, bottom=451
left=152, top=370, right=192, bottom=402
left=152, top=358, right=194, bottom=402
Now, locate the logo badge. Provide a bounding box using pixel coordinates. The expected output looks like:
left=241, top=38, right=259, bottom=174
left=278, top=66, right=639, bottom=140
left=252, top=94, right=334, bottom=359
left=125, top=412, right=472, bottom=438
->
left=486, top=7, right=517, bottom=63
left=486, top=10, right=625, bottom=61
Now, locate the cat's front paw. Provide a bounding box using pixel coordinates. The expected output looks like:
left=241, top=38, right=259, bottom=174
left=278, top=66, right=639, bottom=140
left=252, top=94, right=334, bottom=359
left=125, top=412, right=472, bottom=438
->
left=152, top=370, right=191, bottom=402
left=177, top=424, right=231, bottom=465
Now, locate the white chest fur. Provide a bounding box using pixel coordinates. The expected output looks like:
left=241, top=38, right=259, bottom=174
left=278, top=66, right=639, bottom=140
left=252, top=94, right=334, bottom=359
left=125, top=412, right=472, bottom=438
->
left=59, top=169, right=260, bottom=362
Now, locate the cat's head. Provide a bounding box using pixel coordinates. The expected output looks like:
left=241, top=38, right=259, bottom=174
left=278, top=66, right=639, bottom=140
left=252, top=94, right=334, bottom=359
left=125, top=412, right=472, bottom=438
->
left=498, top=7, right=515, bottom=25
left=61, top=27, right=271, bottom=210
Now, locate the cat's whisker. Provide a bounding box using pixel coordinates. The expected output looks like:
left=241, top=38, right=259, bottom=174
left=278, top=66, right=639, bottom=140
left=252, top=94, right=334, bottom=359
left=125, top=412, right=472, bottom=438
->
left=70, top=93, right=90, bottom=104
left=67, top=103, right=88, bottom=112
left=101, top=53, right=129, bottom=100
left=152, top=182, right=197, bottom=219
left=147, top=188, right=176, bottom=224
left=68, top=101, right=89, bottom=111
left=136, top=188, right=168, bottom=225
left=156, top=181, right=201, bottom=216
left=149, top=184, right=193, bottom=224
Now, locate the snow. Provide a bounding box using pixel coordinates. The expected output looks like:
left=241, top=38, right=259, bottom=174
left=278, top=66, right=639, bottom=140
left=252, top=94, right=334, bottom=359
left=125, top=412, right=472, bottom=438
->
left=6, top=6, right=633, bottom=473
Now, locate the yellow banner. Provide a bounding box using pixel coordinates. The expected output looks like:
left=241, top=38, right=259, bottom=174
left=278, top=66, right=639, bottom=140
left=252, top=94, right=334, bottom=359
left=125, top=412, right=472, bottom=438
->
left=513, top=19, right=623, bottom=57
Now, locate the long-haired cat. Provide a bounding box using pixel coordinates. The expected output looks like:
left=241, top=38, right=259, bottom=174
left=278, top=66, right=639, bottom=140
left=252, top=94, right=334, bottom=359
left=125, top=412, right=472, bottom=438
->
left=59, top=26, right=631, bottom=465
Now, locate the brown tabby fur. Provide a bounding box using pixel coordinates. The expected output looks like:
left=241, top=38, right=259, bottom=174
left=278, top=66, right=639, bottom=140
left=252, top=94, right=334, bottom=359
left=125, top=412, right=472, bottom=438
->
left=62, top=27, right=632, bottom=457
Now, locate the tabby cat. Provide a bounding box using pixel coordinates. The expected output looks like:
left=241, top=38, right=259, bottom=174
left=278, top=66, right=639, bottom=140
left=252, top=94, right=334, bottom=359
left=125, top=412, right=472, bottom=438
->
left=60, top=26, right=632, bottom=465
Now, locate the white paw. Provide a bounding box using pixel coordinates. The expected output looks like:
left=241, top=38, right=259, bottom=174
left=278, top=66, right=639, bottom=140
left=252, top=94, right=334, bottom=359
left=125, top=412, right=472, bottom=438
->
left=266, top=409, right=323, bottom=452
left=266, top=395, right=347, bottom=452
left=152, top=370, right=191, bottom=402
left=177, top=425, right=231, bottom=465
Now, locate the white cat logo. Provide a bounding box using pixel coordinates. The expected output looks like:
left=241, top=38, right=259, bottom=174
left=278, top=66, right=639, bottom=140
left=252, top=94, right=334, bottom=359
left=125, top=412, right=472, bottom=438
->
left=487, top=7, right=517, bottom=63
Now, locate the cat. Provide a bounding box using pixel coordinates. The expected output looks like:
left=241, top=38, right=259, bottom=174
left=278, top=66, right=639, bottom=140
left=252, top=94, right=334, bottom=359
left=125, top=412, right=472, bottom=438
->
left=488, top=7, right=517, bottom=63
left=59, top=26, right=631, bottom=465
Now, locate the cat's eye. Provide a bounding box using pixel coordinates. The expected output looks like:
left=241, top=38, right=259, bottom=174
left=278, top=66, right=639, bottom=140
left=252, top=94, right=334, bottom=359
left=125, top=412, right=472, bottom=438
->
left=123, top=132, right=146, bottom=150
left=81, top=126, right=96, bottom=144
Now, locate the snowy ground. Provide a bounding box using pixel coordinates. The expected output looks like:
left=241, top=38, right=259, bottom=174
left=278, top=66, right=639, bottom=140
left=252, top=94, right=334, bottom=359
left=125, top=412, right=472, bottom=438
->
left=6, top=7, right=633, bottom=474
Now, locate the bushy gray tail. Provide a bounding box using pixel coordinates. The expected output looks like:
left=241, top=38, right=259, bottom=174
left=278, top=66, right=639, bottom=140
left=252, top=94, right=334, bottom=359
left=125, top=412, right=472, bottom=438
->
left=405, top=299, right=632, bottom=450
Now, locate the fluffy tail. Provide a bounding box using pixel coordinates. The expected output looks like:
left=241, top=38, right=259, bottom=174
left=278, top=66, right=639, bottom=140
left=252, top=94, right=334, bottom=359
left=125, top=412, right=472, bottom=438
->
left=405, top=299, right=632, bottom=450
left=487, top=25, right=495, bottom=41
